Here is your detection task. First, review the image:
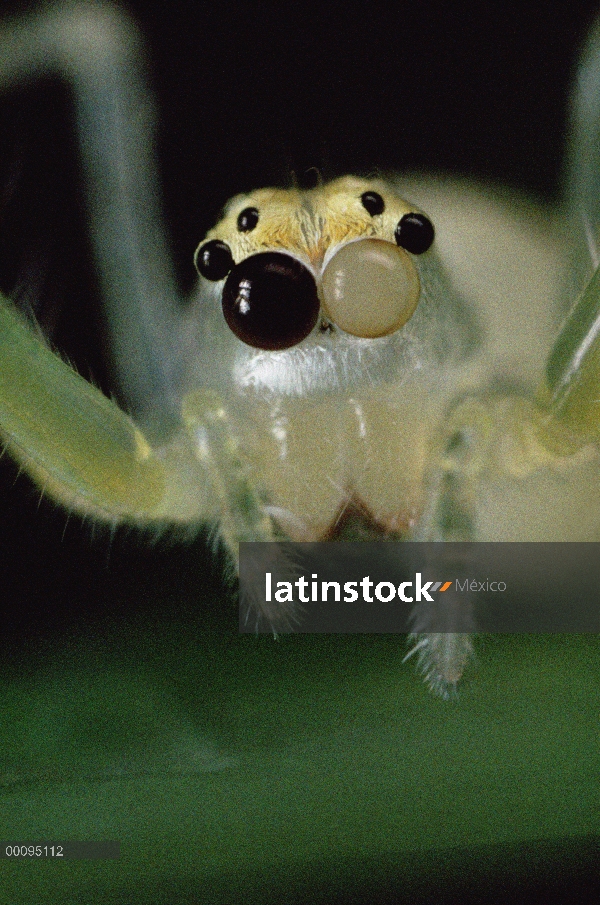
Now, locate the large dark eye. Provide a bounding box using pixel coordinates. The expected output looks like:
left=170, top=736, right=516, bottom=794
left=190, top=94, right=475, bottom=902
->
left=195, top=240, right=234, bottom=281
left=222, top=252, right=320, bottom=350
left=394, top=213, right=435, bottom=254
left=237, top=207, right=259, bottom=232
left=361, top=191, right=385, bottom=216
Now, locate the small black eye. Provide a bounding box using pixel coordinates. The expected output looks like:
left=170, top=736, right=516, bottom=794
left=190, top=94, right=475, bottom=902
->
left=222, top=252, right=320, bottom=351
left=394, top=213, right=435, bottom=254
left=195, top=240, right=234, bottom=281
left=237, top=207, right=259, bottom=232
left=361, top=191, right=385, bottom=216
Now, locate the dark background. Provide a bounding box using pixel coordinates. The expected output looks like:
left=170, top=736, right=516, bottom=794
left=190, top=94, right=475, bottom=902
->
left=0, top=0, right=599, bottom=644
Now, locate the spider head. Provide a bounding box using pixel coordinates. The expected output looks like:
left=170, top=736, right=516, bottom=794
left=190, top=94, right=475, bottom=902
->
left=194, top=177, right=435, bottom=352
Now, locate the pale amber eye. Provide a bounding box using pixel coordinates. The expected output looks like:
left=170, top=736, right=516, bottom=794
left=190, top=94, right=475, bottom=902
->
left=320, top=239, right=420, bottom=338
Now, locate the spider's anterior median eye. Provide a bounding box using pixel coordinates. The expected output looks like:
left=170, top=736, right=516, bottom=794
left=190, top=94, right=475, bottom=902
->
left=222, top=252, right=320, bottom=350
left=360, top=191, right=385, bottom=216
left=195, top=240, right=234, bottom=281
left=320, top=239, right=420, bottom=338
left=394, top=213, right=435, bottom=254
left=237, top=207, right=259, bottom=232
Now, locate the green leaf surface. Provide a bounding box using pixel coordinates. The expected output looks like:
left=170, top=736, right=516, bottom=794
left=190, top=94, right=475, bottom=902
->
left=0, top=608, right=597, bottom=904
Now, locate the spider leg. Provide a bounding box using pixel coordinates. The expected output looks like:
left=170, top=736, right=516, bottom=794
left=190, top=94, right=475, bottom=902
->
left=542, top=263, right=600, bottom=445
left=408, top=398, right=489, bottom=697
left=0, top=298, right=204, bottom=528
left=548, top=8, right=600, bottom=441
left=181, top=388, right=300, bottom=631
left=567, top=12, right=600, bottom=288
left=0, top=2, right=183, bottom=426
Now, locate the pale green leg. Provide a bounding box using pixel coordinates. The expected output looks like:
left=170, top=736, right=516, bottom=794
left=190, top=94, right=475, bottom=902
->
left=0, top=299, right=183, bottom=524
left=542, top=263, right=600, bottom=445
left=554, top=3, right=600, bottom=442
left=182, top=390, right=278, bottom=558
left=181, top=389, right=298, bottom=630
left=405, top=399, right=490, bottom=697
left=0, top=3, right=183, bottom=423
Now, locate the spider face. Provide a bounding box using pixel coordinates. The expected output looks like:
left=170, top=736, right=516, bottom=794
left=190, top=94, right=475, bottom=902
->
left=195, top=177, right=434, bottom=352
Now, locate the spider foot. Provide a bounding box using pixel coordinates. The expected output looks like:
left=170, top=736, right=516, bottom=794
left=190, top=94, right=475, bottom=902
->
left=404, top=632, right=474, bottom=699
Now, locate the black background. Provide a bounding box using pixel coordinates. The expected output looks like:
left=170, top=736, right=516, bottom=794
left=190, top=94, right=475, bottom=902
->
left=0, top=0, right=598, bottom=637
